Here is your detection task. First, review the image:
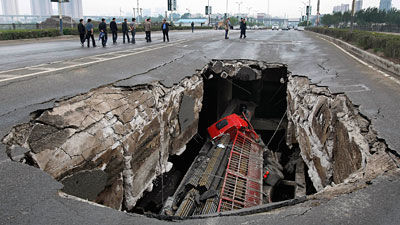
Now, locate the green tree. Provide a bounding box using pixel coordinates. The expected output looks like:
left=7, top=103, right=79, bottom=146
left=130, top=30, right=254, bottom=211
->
left=229, top=16, right=239, bottom=25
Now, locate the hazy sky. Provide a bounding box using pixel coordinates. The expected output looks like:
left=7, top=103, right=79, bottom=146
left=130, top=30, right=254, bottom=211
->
left=80, top=0, right=400, bottom=18
left=4, top=0, right=400, bottom=18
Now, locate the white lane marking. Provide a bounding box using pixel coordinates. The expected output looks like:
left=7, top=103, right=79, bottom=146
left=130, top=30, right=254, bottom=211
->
left=0, top=39, right=188, bottom=83
left=317, top=36, right=400, bottom=86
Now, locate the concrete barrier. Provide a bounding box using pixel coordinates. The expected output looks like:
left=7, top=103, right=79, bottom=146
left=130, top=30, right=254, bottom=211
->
left=311, top=32, right=400, bottom=76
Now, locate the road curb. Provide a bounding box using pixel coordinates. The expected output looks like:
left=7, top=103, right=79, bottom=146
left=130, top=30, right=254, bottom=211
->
left=310, top=31, right=400, bottom=77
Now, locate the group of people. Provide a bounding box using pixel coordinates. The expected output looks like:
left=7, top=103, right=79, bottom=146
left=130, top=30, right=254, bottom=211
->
left=224, top=17, right=247, bottom=39
left=77, top=17, right=248, bottom=48
left=77, top=17, right=172, bottom=48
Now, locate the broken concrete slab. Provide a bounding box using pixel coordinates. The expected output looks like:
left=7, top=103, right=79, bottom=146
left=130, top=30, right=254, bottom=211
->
left=2, top=74, right=203, bottom=211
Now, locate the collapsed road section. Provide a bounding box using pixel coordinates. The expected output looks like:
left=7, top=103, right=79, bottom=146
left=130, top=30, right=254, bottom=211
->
left=2, top=59, right=399, bottom=219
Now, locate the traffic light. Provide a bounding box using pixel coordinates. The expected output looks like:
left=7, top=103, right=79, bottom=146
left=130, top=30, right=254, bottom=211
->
left=205, top=6, right=212, bottom=15
left=168, top=0, right=176, bottom=11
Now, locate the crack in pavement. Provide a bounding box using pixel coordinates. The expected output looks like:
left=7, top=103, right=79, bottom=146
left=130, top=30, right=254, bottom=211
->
left=0, top=98, right=56, bottom=119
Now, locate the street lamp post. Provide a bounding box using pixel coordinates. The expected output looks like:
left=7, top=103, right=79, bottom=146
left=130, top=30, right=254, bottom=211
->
left=316, top=0, right=320, bottom=26
left=58, top=0, right=63, bottom=35
left=226, top=0, right=229, bottom=19
left=235, top=1, right=243, bottom=15
left=208, top=0, right=211, bottom=26
left=137, top=0, right=140, bottom=22
left=350, top=0, right=356, bottom=31
left=267, top=0, right=270, bottom=27
left=307, top=0, right=310, bottom=26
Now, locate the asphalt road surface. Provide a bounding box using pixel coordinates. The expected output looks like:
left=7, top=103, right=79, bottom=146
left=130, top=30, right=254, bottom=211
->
left=0, top=29, right=399, bottom=225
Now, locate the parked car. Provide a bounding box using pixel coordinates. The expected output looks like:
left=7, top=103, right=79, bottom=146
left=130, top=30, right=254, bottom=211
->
left=297, top=26, right=305, bottom=31
left=272, top=24, right=279, bottom=30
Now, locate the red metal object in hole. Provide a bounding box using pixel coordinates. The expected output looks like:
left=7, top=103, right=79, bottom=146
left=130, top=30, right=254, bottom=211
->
left=216, top=129, right=263, bottom=212
left=207, top=113, right=264, bottom=212
left=207, top=114, right=248, bottom=140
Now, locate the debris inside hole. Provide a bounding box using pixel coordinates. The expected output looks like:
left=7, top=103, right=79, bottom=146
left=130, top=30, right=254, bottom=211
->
left=131, top=60, right=301, bottom=216
left=2, top=59, right=397, bottom=219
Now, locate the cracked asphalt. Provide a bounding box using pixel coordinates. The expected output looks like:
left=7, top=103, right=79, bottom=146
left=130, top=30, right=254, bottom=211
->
left=0, top=30, right=399, bottom=225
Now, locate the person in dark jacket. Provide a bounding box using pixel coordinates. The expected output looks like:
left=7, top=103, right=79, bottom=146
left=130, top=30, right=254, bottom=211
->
left=191, top=21, right=194, bottom=32
left=77, top=19, right=86, bottom=46
left=129, top=18, right=136, bottom=44
left=122, top=18, right=130, bottom=44
left=161, top=19, right=171, bottom=42
left=98, top=18, right=107, bottom=47
left=144, top=18, right=152, bottom=42
left=110, top=18, right=118, bottom=44
left=240, top=18, right=247, bottom=39
left=85, top=19, right=96, bottom=48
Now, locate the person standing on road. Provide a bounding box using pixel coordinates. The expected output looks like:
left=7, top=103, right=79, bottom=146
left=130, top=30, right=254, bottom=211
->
left=240, top=18, right=247, bottom=39
left=144, top=18, right=152, bottom=43
left=161, top=19, right=171, bottom=42
left=77, top=19, right=86, bottom=47
left=224, top=18, right=230, bottom=39
left=191, top=21, right=194, bottom=33
left=129, top=18, right=136, bottom=44
left=98, top=18, right=107, bottom=47
left=122, top=18, right=130, bottom=44
left=85, top=19, right=96, bottom=48
left=110, top=18, right=118, bottom=44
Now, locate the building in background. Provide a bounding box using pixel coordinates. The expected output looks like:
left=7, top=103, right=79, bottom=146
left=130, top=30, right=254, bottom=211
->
left=333, top=4, right=350, bottom=13
left=143, top=8, right=151, bottom=17
left=1, top=0, right=19, bottom=15
left=355, top=0, right=363, bottom=12
left=61, top=0, right=83, bottom=19
left=379, top=0, right=392, bottom=11
left=152, top=7, right=165, bottom=17
left=257, top=13, right=266, bottom=20
left=31, top=0, right=52, bottom=16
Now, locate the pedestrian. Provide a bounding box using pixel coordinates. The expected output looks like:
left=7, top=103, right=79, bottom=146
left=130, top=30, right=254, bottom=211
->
left=191, top=21, right=194, bottom=33
left=85, top=18, right=96, bottom=47
left=98, top=18, right=107, bottom=47
left=240, top=18, right=247, bottom=39
left=129, top=18, right=136, bottom=44
left=77, top=19, right=86, bottom=47
left=144, top=18, right=152, bottom=43
left=161, top=19, right=171, bottom=42
left=224, top=18, right=230, bottom=39
left=215, top=21, right=218, bottom=30
left=110, top=18, right=118, bottom=44
left=122, top=18, right=130, bottom=44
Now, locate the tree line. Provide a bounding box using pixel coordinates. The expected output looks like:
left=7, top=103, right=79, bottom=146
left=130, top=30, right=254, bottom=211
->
left=321, top=7, right=400, bottom=27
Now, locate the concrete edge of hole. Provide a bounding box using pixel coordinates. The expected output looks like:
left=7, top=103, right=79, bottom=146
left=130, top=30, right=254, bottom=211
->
left=286, top=74, right=400, bottom=200
left=142, top=197, right=307, bottom=221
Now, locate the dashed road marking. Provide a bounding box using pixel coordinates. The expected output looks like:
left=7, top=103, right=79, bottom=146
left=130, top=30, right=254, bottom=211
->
left=317, top=36, right=400, bottom=86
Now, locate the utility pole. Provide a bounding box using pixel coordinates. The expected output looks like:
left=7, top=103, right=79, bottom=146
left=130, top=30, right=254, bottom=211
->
left=316, top=0, right=320, bottom=26
left=58, top=0, right=63, bottom=35
left=307, top=0, right=310, bottom=26
left=137, top=0, right=140, bottom=22
left=235, top=1, right=243, bottom=15
left=225, top=0, right=228, bottom=19
left=208, top=0, right=211, bottom=26
left=268, top=0, right=271, bottom=27
left=350, top=0, right=356, bottom=31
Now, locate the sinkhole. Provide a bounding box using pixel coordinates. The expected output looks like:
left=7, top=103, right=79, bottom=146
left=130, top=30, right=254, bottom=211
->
left=2, top=59, right=398, bottom=220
